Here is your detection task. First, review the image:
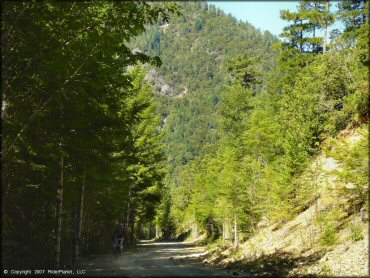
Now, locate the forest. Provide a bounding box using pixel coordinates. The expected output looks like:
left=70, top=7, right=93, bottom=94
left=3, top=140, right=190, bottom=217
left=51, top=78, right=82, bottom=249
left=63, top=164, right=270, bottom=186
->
left=1, top=0, right=368, bottom=275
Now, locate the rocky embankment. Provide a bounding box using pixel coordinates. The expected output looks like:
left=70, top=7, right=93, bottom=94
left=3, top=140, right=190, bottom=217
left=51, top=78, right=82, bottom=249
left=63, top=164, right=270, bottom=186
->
left=199, top=215, right=367, bottom=276
left=198, top=126, right=369, bottom=277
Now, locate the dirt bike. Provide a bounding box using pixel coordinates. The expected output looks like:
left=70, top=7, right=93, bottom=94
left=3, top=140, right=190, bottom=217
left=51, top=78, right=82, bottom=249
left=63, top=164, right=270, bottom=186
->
left=113, top=238, right=123, bottom=258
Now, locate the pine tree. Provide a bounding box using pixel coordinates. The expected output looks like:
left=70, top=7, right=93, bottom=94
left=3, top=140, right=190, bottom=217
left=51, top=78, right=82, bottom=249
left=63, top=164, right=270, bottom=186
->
left=2, top=1, right=179, bottom=267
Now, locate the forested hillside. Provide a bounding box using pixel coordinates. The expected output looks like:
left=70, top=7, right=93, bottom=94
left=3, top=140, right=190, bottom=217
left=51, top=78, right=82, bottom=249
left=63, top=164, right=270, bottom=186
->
left=165, top=0, right=368, bottom=241
left=132, top=2, right=279, bottom=174
left=1, top=1, right=368, bottom=276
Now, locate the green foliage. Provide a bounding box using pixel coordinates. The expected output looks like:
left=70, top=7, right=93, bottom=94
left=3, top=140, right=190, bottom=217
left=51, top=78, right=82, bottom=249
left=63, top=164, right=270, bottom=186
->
left=320, top=224, right=338, bottom=246
left=350, top=223, right=364, bottom=242
left=226, top=55, right=261, bottom=87
left=316, top=208, right=343, bottom=246
left=337, top=0, right=368, bottom=35
left=132, top=2, right=279, bottom=175
left=324, top=126, right=368, bottom=209
left=164, top=1, right=369, bottom=245
left=279, top=1, right=334, bottom=54
left=2, top=1, right=178, bottom=267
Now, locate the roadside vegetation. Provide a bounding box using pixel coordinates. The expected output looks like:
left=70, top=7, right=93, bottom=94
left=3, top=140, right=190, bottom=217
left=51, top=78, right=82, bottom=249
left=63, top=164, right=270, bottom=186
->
left=2, top=1, right=368, bottom=275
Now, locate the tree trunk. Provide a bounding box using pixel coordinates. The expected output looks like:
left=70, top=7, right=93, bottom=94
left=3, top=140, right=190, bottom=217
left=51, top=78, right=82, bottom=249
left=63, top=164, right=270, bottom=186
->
left=224, top=217, right=230, bottom=241
left=299, top=20, right=303, bottom=53
left=234, top=214, right=238, bottom=247
left=129, top=212, right=135, bottom=245
left=86, top=218, right=90, bottom=253
left=192, top=220, right=198, bottom=239
left=84, top=203, right=90, bottom=254
left=149, top=220, right=153, bottom=239
left=126, top=186, right=131, bottom=245
left=72, top=169, right=85, bottom=265
left=155, top=224, right=160, bottom=238
left=323, top=1, right=329, bottom=54
left=54, top=148, right=64, bottom=268
left=138, top=221, right=142, bottom=239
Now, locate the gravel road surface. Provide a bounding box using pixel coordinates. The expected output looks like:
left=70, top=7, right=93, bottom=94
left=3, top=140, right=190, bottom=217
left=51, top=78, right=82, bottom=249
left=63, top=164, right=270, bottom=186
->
left=79, top=241, right=239, bottom=277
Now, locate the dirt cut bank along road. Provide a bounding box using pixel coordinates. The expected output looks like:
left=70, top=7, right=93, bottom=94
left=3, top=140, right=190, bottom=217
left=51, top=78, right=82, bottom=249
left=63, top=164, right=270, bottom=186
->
left=79, top=241, right=243, bottom=277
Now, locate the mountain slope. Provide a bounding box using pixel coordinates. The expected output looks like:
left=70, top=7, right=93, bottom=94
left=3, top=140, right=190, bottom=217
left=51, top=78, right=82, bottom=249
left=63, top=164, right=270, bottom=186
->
left=132, top=2, right=279, bottom=173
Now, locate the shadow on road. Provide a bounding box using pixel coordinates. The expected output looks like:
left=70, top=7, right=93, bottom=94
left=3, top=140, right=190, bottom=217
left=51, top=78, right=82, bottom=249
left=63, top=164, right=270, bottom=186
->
left=79, top=241, right=235, bottom=277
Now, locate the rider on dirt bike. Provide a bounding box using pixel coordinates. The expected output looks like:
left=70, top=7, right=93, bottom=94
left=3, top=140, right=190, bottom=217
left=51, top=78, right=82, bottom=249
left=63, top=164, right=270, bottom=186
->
left=112, top=223, right=125, bottom=256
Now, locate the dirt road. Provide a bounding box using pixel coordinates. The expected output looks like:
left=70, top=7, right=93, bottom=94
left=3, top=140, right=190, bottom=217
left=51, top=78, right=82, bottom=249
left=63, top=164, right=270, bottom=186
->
left=79, top=241, right=241, bottom=277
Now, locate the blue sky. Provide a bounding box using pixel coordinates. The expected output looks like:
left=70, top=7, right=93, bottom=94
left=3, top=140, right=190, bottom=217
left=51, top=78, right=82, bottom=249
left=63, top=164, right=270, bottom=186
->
left=209, top=1, right=299, bottom=36
left=208, top=1, right=342, bottom=37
